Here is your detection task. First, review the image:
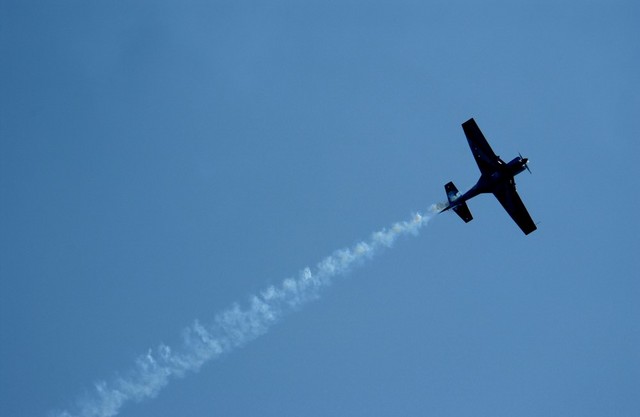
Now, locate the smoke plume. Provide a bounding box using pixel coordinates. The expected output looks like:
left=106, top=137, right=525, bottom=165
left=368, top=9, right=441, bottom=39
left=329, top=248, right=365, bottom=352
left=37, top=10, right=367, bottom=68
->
left=53, top=207, right=437, bottom=417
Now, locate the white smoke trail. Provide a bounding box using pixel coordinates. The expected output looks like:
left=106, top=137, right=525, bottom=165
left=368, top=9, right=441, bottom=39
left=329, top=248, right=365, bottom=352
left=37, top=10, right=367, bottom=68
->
left=53, top=207, right=438, bottom=417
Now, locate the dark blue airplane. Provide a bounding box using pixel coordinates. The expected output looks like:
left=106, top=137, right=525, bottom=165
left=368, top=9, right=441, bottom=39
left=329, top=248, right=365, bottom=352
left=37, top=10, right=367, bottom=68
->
left=441, top=118, right=537, bottom=235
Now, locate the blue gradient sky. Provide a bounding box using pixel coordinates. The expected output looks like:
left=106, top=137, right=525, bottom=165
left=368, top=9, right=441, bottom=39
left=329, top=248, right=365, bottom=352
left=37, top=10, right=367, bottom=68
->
left=1, top=1, right=638, bottom=416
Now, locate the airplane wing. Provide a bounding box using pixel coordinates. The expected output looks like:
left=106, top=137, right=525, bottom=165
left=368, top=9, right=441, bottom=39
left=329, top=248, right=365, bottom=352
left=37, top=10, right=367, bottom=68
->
left=493, top=180, right=537, bottom=235
left=462, top=118, right=503, bottom=174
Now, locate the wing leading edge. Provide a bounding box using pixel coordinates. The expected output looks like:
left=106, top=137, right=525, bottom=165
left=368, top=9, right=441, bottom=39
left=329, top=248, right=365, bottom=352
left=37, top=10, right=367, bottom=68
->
left=493, top=181, right=537, bottom=235
left=462, top=118, right=503, bottom=175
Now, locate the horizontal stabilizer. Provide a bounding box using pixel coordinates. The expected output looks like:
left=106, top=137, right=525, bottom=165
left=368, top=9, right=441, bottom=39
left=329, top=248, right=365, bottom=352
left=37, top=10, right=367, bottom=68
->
left=443, top=181, right=473, bottom=223
left=445, top=181, right=461, bottom=203
left=453, top=202, right=473, bottom=223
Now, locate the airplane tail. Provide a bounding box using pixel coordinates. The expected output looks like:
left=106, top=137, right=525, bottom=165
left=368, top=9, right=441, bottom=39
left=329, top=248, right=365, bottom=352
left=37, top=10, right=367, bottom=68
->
left=443, top=181, right=473, bottom=223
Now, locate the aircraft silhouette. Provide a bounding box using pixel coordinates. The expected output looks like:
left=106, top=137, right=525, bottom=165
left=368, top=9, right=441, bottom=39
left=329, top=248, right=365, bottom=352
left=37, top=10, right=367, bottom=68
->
left=441, top=118, right=537, bottom=235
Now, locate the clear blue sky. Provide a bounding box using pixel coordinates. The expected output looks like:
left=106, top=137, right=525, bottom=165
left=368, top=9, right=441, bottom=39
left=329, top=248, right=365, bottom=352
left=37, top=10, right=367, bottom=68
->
left=1, top=1, right=638, bottom=416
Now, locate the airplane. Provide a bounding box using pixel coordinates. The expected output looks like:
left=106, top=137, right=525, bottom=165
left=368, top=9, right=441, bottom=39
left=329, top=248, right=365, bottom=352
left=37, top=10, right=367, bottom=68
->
left=440, top=118, right=537, bottom=235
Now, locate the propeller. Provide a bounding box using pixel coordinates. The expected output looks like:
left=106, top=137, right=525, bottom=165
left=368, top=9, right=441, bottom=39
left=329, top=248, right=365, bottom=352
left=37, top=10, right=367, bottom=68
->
left=519, top=152, right=532, bottom=174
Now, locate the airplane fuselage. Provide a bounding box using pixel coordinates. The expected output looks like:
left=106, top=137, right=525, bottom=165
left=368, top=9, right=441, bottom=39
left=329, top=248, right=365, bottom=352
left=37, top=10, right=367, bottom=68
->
left=454, top=156, right=529, bottom=205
